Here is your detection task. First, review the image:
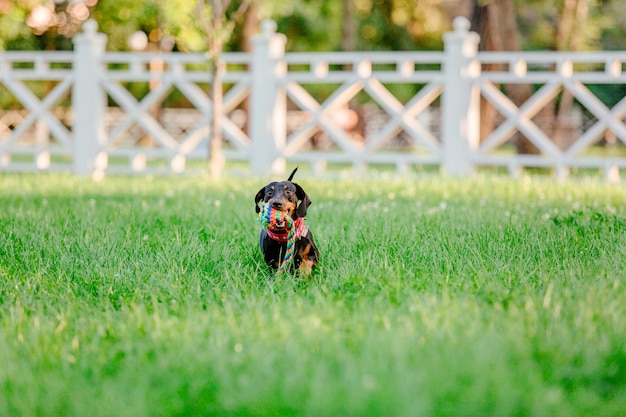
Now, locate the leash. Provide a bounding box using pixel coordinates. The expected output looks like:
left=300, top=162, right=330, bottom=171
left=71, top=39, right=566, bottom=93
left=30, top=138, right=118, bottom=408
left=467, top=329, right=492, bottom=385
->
left=257, top=202, right=296, bottom=273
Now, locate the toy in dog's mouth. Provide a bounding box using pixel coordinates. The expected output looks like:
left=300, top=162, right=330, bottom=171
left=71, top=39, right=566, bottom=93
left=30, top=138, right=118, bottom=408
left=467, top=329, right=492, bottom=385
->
left=258, top=204, right=294, bottom=231
left=270, top=222, right=287, bottom=231
left=270, top=214, right=289, bottom=230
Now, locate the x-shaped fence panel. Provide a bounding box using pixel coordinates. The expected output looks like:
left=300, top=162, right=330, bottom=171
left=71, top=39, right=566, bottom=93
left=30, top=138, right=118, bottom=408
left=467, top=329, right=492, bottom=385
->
left=100, top=53, right=251, bottom=173
left=472, top=52, right=626, bottom=179
left=0, top=52, right=74, bottom=171
left=280, top=52, right=444, bottom=173
left=477, top=80, right=563, bottom=158
left=564, top=80, right=626, bottom=156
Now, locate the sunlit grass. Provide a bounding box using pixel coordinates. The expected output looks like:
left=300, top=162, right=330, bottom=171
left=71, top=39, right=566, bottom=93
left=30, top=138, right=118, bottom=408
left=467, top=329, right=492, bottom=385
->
left=0, top=173, right=625, bottom=416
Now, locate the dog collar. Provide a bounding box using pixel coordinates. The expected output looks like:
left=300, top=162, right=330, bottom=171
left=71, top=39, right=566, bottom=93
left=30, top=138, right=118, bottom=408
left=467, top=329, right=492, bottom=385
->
left=266, top=217, right=308, bottom=243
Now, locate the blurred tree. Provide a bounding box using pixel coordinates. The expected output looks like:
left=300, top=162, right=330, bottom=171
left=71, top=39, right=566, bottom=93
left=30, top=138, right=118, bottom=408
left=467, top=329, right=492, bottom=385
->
left=265, top=0, right=450, bottom=52
left=517, top=0, right=619, bottom=150
left=0, top=0, right=41, bottom=50
left=343, top=0, right=357, bottom=52
left=471, top=0, right=537, bottom=152
left=5, top=0, right=625, bottom=55
left=91, top=1, right=162, bottom=51
left=599, top=0, right=626, bottom=50
left=0, top=0, right=105, bottom=50
left=552, top=0, right=588, bottom=149
left=160, top=0, right=251, bottom=177
left=471, top=0, right=623, bottom=153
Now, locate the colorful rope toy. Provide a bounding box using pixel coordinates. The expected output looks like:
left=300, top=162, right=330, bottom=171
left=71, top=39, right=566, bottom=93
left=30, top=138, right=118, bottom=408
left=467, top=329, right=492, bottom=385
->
left=257, top=202, right=296, bottom=273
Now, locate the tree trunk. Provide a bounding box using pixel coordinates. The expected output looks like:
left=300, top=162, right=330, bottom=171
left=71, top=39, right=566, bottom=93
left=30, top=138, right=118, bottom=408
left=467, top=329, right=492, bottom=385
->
left=471, top=0, right=538, bottom=154
left=471, top=0, right=502, bottom=144
left=209, top=57, right=225, bottom=177
left=553, top=0, right=588, bottom=150
left=239, top=2, right=259, bottom=138
left=342, top=0, right=357, bottom=52
left=242, top=0, right=259, bottom=52
left=207, top=0, right=225, bottom=178
left=199, top=0, right=251, bottom=177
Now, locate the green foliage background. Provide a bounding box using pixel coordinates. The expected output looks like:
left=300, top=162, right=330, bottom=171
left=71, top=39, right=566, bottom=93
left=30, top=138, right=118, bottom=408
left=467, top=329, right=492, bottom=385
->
left=3, top=0, right=626, bottom=53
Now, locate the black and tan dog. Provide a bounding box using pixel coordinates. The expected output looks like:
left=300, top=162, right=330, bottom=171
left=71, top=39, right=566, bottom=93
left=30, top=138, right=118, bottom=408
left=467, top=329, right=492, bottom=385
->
left=254, top=168, right=319, bottom=275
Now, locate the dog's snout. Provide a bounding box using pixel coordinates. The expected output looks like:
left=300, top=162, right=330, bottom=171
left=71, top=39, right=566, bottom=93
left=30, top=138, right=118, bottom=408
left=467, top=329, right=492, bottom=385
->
left=271, top=200, right=283, bottom=209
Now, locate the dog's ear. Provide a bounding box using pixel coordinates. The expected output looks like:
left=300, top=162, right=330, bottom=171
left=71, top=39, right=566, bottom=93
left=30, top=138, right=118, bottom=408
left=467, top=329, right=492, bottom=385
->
left=254, top=187, right=266, bottom=213
left=294, top=183, right=311, bottom=218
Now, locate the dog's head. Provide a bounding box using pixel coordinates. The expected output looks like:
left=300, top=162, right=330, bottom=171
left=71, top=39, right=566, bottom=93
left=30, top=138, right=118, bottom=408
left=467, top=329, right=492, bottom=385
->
left=254, top=168, right=312, bottom=225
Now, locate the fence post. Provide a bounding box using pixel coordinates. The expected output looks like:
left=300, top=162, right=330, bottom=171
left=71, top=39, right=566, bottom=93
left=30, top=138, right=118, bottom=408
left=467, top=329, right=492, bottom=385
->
left=441, top=17, right=480, bottom=176
left=72, top=19, right=107, bottom=175
left=249, top=20, right=287, bottom=177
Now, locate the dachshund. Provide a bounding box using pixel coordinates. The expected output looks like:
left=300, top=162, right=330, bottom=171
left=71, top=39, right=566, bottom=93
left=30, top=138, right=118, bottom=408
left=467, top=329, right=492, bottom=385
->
left=254, top=168, right=319, bottom=276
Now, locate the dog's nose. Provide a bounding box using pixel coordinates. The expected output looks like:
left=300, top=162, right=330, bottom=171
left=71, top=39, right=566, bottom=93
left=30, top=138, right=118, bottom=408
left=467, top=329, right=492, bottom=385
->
left=271, top=200, right=283, bottom=209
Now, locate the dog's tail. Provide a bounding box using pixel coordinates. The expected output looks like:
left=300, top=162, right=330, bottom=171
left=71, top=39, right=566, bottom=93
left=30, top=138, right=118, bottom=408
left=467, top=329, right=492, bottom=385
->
left=287, top=167, right=298, bottom=181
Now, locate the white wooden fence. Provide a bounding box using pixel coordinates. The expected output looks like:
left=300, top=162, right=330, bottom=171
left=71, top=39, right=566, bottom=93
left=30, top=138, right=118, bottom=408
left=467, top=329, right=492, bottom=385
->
left=1, top=17, right=626, bottom=180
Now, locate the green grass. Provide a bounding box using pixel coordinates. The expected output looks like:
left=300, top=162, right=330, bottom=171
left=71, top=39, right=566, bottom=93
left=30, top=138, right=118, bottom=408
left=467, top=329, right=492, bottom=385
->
left=1, top=173, right=625, bottom=416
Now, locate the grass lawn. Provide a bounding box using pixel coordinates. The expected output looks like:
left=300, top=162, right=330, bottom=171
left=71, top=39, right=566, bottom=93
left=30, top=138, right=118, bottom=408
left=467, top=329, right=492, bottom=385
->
left=0, top=173, right=625, bottom=416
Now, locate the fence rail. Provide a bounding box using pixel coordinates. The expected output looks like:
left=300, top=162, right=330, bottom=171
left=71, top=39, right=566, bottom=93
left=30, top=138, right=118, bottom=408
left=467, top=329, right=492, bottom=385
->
left=1, top=17, right=626, bottom=180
